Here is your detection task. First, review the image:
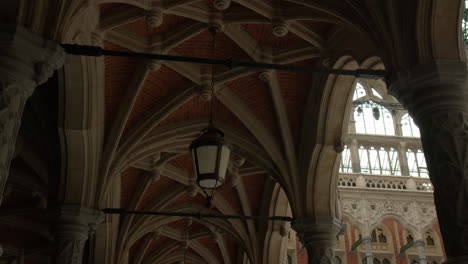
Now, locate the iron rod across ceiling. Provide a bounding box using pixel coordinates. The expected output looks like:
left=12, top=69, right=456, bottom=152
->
left=102, top=208, right=294, bottom=222
left=61, top=44, right=387, bottom=79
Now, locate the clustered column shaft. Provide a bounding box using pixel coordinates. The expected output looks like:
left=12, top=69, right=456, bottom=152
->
left=389, top=60, right=468, bottom=263
left=0, top=23, right=64, bottom=204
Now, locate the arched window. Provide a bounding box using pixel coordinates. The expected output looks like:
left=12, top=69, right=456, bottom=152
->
left=371, top=88, right=384, bottom=99
left=401, top=113, right=420, bottom=137
left=406, top=149, right=428, bottom=177
left=426, top=232, right=435, bottom=246
left=357, top=146, right=401, bottom=175
left=383, top=259, right=391, bottom=264
left=354, top=101, right=395, bottom=135
left=340, top=146, right=352, bottom=173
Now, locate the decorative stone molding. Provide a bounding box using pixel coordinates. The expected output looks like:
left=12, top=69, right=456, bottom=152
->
left=259, top=71, right=272, bottom=82
left=232, top=155, right=245, bottom=167
left=0, top=23, right=64, bottom=204
left=341, top=197, right=437, bottom=234
left=213, top=0, right=231, bottom=10
left=199, top=70, right=213, bottom=101
left=338, top=173, right=433, bottom=192
left=54, top=206, right=103, bottom=264
left=272, top=21, right=289, bottom=37
left=146, top=10, right=163, bottom=28
left=147, top=60, right=161, bottom=71
left=292, top=217, right=342, bottom=264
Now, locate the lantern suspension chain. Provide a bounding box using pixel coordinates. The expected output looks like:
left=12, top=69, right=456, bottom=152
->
left=61, top=44, right=388, bottom=79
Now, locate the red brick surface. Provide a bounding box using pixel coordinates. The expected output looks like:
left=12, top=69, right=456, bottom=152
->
left=125, top=65, right=192, bottom=131
left=242, top=173, right=266, bottom=215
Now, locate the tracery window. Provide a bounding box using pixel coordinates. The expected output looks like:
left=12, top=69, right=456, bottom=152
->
left=353, top=82, right=367, bottom=100
left=401, top=113, right=421, bottom=137
left=406, top=149, right=428, bottom=177
left=354, top=101, right=395, bottom=135
left=340, top=146, right=353, bottom=173
left=358, top=146, right=401, bottom=175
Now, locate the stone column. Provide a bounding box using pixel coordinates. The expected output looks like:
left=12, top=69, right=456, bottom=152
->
left=388, top=60, right=468, bottom=263
left=349, top=139, right=361, bottom=173
left=362, top=237, right=373, bottom=264
left=54, top=205, right=103, bottom=264
left=292, top=217, right=342, bottom=264
left=0, top=23, right=64, bottom=204
left=414, top=240, right=427, bottom=264
left=398, top=142, right=410, bottom=176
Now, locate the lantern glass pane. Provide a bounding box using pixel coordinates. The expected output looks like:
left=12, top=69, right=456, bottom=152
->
left=218, top=145, right=231, bottom=180
left=199, top=179, right=220, bottom=189
left=196, top=145, right=218, bottom=174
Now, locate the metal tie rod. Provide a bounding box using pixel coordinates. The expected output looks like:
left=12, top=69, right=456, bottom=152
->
left=103, top=208, right=294, bottom=222
left=61, top=44, right=387, bottom=79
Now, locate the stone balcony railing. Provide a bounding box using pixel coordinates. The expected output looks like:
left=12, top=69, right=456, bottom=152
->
left=338, top=173, right=433, bottom=192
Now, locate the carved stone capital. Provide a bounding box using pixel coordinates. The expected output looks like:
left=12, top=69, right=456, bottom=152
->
left=388, top=60, right=467, bottom=123
left=292, top=217, right=342, bottom=264
left=54, top=205, right=103, bottom=264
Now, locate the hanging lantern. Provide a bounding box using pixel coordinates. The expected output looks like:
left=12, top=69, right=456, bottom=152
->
left=373, top=106, right=381, bottom=120
left=190, top=126, right=231, bottom=189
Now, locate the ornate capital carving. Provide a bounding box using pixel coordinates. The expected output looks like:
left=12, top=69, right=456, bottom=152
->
left=388, top=60, right=467, bottom=123
left=54, top=206, right=103, bottom=264
left=292, top=217, right=342, bottom=264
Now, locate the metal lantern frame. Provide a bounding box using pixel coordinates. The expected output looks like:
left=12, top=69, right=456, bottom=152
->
left=190, top=126, right=230, bottom=191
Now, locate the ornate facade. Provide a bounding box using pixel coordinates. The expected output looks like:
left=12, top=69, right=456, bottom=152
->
left=0, top=1, right=467, bottom=264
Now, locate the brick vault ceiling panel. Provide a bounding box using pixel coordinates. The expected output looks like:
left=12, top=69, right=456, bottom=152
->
left=242, top=173, right=267, bottom=216
left=242, top=23, right=311, bottom=50
left=124, top=65, right=193, bottom=132
left=164, top=193, right=207, bottom=210
left=104, top=41, right=142, bottom=135
left=119, top=14, right=191, bottom=37
left=120, top=167, right=146, bottom=209
left=168, top=153, right=194, bottom=173
left=225, top=72, right=282, bottom=144
left=172, top=30, right=253, bottom=70
left=137, top=176, right=180, bottom=211
left=197, top=236, right=224, bottom=263
left=216, top=183, right=243, bottom=215
left=156, top=95, right=256, bottom=141
left=276, top=60, right=315, bottom=148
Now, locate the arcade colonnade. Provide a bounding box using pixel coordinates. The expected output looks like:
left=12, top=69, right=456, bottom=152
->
left=0, top=0, right=467, bottom=264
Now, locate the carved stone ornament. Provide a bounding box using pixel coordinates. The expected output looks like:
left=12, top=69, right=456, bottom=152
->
left=292, top=217, right=342, bottom=264
left=272, top=21, right=289, bottom=37
left=341, top=197, right=437, bottom=235
left=333, top=138, right=345, bottom=153
left=0, top=23, right=64, bottom=204
left=146, top=10, right=163, bottom=28
left=213, top=0, right=231, bottom=10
